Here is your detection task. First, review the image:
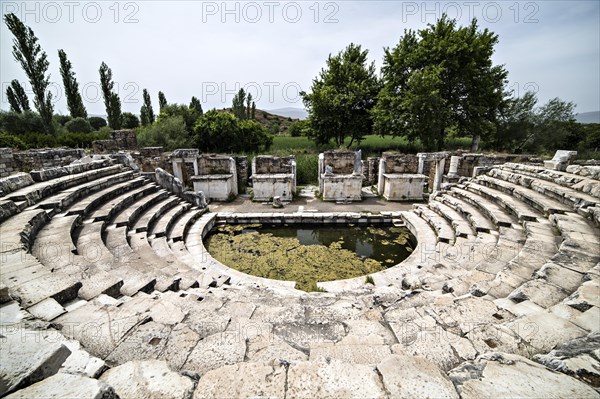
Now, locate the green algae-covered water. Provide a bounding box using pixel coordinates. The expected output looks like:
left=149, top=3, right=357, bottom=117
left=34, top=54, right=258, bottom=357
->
left=204, top=224, right=416, bottom=291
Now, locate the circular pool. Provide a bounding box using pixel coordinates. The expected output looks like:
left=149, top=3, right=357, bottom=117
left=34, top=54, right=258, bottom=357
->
left=204, top=223, right=417, bottom=291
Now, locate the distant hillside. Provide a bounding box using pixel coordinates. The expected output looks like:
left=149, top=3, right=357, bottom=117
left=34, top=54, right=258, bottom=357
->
left=576, top=111, right=600, bottom=124
left=266, top=107, right=308, bottom=120
left=217, top=108, right=300, bottom=134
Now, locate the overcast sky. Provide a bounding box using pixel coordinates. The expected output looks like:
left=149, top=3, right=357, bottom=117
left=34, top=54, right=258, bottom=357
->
left=1, top=1, right=598, bottom=116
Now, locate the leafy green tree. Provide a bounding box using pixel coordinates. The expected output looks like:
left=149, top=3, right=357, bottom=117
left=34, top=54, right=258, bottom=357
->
left=136, top=115, right=191, bottom=150
left=239, top=119, right=273, bottom=151
left=65, top=117, right=93, bottom=133
left=58, top=49, right=87, bottom=118
left=99, top=62, right=121, bottom=129
left=140, top=89, right=155, bottom=126
left=158, top=91, right=167, bottom=111
left=190, top=96, right=203, bottom=116
left=121, top=112, right=140, bottom=129
left=194, top=109, right=271, bottom=153
left=302, top=43, right=380, bottom=147
left=54, top=114, right=72, bottom=126
left=4, top=13, right=54, bottom=133
left=288, top=119, right=312, bottom=137
left=159, top=103, right=201, bottom=134
left=493, top=92, right=579, bottom=153
left=0, top=110, right=45, bottom=135
left=6, top=80, right=30, bottom=113
left=251, top=102, right=256, bottom=119
left=88, top=116, right=107, bottom=131
left=492, top=91, right=537, bottom=151
left=246, top=93, right=253, bottom=119
left=232, top=88, right=247, bottom=120
left=373, top=16, right=508, bottom=151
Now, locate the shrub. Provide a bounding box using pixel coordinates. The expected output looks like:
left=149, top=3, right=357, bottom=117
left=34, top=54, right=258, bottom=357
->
left=296, top=154, right=318, bottom=185
left=0, top=111, right=45, bottom=135
left=20, top=132, right=57, bottom=148
left=121, top=112, right=140, bottom=129
left=88, top=116, right=107, bottom=131
left=53, top=114, right=72, bottom=126
left=137, top=115, right=192, bottom=150
left=65, top=117, right=93, bottom=133
left=0, top=132, right=28, bottom=149
left=195, top=110, right=272, bottom=153
left=57, top=131, right=110, bottom=148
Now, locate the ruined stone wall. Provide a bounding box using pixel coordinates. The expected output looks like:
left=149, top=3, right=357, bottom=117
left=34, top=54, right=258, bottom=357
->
left=131, top=147, right=172, bottom=173
left=322, top=151, right=356, bottom=175
left=253, top=156, right=294, bottom=174
left=233, top=156, right=248, bottom=194
left=382, top=153, right=419, bottom=174
left=198, top=155, right=233, bottom=175
left=458, top=153, right=538, bottom=177
left=0, top=148, right=15, bottom=178
left=365, top=157, right=380, bottom=186
left=10, top=148, right=84, bottom=172
left=92, top=129, right=137, bottom=153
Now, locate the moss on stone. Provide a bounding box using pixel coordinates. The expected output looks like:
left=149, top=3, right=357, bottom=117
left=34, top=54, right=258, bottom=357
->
left=206, top=224, right=414, bottom=292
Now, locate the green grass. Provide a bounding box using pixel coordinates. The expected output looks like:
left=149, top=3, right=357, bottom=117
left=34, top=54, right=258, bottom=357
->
left=271, top=135, right=473, bottom=158
left=296, top=154, right=319, bottom=185
left=266, top=134, right=474, bottom=185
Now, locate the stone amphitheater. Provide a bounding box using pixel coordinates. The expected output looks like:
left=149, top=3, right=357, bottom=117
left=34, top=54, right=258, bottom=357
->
left=0, top=151, right=599, bottom=398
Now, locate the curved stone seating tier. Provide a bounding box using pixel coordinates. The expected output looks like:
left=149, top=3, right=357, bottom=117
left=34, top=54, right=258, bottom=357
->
left=448, top=186, right=518, bottom=228
left=131, top=196, right=180, bottom=233
left=87, top=182, right=158, bottom=222
left=3, top=164, right=125, bottom=206
left=149, top=202, right=191, bottom=238
left=428, top=199, right=477, bottom=238
left=34, top=170, right=134, bottom=210
left=65, top=176, right=146, bottom=216
left=112, top=189, right=168, bottom=228
left=413, top=204, right=456, bottom=244
left=438, top=193, right=497, bottom=233
left=2, top=160, right=600, bottom=397
left=488, top=168, right=597, bottom=217
left=477, top=173, right=573, bottom=215
left=500, top=162, right=600, bottom=198
left=464, top=181, right=541, bottom=222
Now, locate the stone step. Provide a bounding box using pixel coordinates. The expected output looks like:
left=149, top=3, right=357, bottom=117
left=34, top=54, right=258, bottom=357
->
left=0, top=172, right=34, bottom=196
left=87, top=182, right=158, bottom=222
left=500, top=164, right=600, bottom=206
left=0, top=327, right=72, bottom=396
left=113, top=189, right=168, bottom=228
left=428, top=198, right=476, bottom=238
left=65, top=176, right=146, bottom=216
left=132, top=196, right=180, bottom=233
left=484, top=171, right=573, bottom=215
left=413, top=204, right=456, bottom=244
left=439, top=193, right=496, bottom=233
left=0, top=208, right=51, bottom=252
left=501, top=162, right=600, bottom=199
left=149, top=202, right=191, bottom=238
left=467, top=181, right=541, bottom=222
left=449, top=187, right=517, bottom=228
left=35, top=170, right=134, bottom=211
left=32, top=214, right=81, bottom=269
left=5, top=165, right=126, bottom=206
left=27, top=374, right=103, bottom=398
left=30, top=158, right=113, bottom=182
left=169, top=208, right=205, bottom=242
left=0, top=199, right=21, bottom=224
